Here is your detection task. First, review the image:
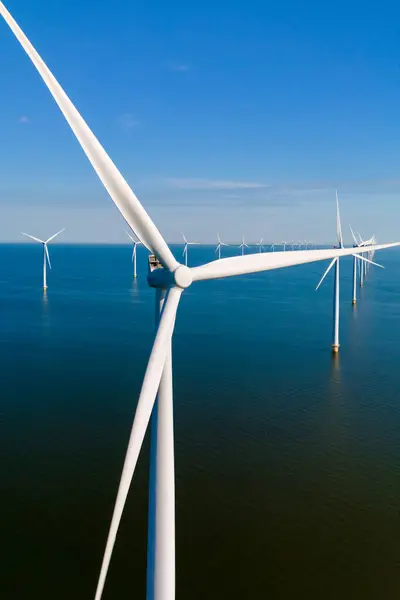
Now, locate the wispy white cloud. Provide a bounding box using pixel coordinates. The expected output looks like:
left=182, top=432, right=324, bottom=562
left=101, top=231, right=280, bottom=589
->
left=168, top=64, right=190, bottom=72
left=117, top=113, right=140, bottom=129
left=18, top=115, right=29, bottom=124
left=165, top=178, right=269, bottom=191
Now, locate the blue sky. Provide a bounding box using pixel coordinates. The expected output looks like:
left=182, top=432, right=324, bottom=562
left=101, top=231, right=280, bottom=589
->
left=0, top=0, right=400, bottom=244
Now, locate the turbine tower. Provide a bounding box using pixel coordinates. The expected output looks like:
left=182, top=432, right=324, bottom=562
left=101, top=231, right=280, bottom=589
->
left=215, top=233, right=229, bottom=260
left=182, top=233, right=199, bottom=266
left=21, top=228, right=65, bottom=290
left=126, top=230, right=142, bottom=279
left=2, top=7, right=398, bottom=600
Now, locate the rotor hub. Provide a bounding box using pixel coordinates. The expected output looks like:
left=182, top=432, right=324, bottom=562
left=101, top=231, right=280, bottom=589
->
left=173, top=265, right=192, bottom=289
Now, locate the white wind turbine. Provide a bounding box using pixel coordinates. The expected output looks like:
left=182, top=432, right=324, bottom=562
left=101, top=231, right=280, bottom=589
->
left=270, top=242, right=276, bottom=252
left=282, top=241, right=288, bottom=251
left=215, top=233, right=229, bottom=260
left=315, top=193, right=381, bottom=351
left=21, top=228, right=65, bottom=290
left=349, top=227, right=381, bottom=304
left=315, top=193, right=344, bottom=352
left=2, top=7, right=399, bottom=600
left=256, top=237, right=265, bottom=253
left=181, top=232, right=199, bottom=266
left=238, top=235, right=250, bottom=255
left=126, top=230, right=142, bottom=279
left=356, top=231, right=370, bottom=286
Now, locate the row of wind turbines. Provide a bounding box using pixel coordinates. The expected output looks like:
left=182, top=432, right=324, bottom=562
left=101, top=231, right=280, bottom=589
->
left=130, top=232, right=316, bottom=271
left=179, top=233, right=316, bottom=262
left=1, top=4, right=399, bottom=600
left=20, top=227, right=314, bottom=289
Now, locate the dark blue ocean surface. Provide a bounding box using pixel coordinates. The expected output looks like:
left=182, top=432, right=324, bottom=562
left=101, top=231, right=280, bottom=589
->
left=2, top=243, right=400, bottom=599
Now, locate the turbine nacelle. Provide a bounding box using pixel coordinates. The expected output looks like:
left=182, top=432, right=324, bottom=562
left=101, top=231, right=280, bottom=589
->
left=148, top=261, right=192, bottom=290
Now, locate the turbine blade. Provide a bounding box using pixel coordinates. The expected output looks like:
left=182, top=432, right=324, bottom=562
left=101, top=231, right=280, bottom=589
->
left=181, top=232, right=188, bottom=244
left=126, top=230, right=134, bottom=242
left=45, top=227, right=65, bottom=244
left=349, top=224, right=359, bottom=246
left=94, top=286, right=182, bottom=600
left=355, top=254, right=384, bottom=269
left=0, top=4, right=178, bottom=273
left=315, top=258, right=336, bottom=291
left=336, top=190, right=344, bottom=248
left=45, top=244, right=52, bottom=269
left=359, top=237, right=374, bottom=247
left=191, top=243, right=400, bottom=282
left=132, top=246, right=135, bottom=262
left=21, top=232, right=44, bottom=244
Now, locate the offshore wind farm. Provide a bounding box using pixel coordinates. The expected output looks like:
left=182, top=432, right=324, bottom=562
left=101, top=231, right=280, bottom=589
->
left=1, top=3, right=400, bottom=600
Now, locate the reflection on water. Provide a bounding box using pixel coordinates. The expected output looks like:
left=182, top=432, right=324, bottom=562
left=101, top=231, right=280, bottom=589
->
left=130, top=279, right=140, bottom=299
left=41, top=289, right=50, bottom=326
left=330, top=351, right=341, bottom=382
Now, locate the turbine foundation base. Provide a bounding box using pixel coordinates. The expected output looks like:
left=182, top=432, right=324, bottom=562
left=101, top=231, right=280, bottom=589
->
left=332, top=344, right=340, bottom=353
left=352, top=299, right=356, bottom=305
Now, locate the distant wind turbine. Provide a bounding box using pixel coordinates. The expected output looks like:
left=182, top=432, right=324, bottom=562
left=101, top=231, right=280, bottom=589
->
left=22, top=229, right=65, bottom=290
left=349, top=227, right=380, bottom=303
left=282, top=241, right=288, bottom=252
left=356, top=232, right=368, bottom=286
left=270, top=242, right=276, bottom=252
left=215, top=233, right=229, bottom=260
left=126, top=230, right=142, bottom=279
left=238, top=236, right=250, bottom=255
left=316, top=194, right=381, bottom=350
left=182, top=233, right=199, bottom=266
left=256, top=238, right=265, bottom=253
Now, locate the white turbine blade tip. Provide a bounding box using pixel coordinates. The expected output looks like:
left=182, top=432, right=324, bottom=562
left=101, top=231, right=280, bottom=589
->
left=21, top=232, right=45, bottom=244
left=45, top=245, right=52, bottom=269
left=315, top=257, right=337, bottom=291
left=355, top=254, right=384, bottom=269
left=0, top=3, right=178, bottom=272
left=45, top=227, right=65, bottom=244
left=349, top=224, right=358, bottom=246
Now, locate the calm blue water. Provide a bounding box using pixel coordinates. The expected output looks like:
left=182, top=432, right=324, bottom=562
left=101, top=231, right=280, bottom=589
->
left=2, top=243, right=400, bottom=600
